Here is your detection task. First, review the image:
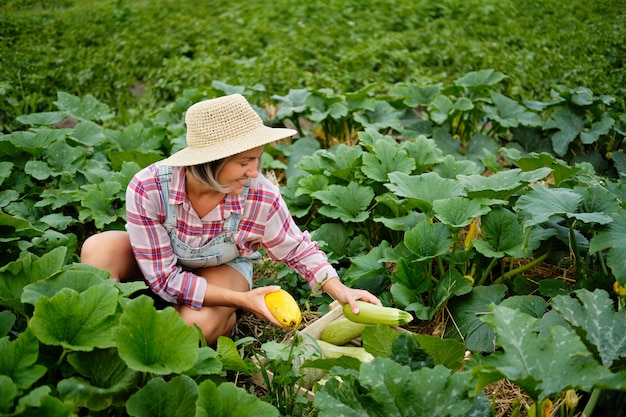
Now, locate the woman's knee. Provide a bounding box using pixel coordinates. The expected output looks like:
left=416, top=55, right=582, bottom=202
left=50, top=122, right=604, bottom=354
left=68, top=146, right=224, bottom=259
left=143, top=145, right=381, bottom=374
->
left=81, top=231, right=139, bottom=281
left=178, top=306, right=236, bottom=345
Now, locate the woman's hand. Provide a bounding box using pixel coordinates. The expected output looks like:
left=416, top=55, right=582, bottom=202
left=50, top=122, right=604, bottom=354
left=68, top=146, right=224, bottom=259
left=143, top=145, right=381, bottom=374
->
left=321, top=277, right=382, bottom=314
left=237, top=285, right=286, bottom=328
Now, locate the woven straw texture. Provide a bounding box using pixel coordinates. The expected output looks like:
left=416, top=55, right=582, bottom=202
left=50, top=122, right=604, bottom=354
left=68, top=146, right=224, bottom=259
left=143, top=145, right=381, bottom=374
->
left=162, top=94, right=296, bottom=166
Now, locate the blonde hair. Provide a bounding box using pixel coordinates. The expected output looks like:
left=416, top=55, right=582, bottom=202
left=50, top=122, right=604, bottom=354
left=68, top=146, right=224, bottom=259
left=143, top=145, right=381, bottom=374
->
left=187, top=158, right=231, bottom=193
left=187, top=154, right=261, bottom=193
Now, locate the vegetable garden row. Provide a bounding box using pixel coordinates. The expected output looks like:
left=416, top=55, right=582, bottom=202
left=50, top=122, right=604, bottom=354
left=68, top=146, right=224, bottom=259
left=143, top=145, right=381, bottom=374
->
left=2, top=69, right=626, bottom=416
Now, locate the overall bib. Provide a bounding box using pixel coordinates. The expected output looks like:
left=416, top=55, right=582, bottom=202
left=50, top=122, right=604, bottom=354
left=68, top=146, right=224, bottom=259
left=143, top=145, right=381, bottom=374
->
left=157, top=165, right=259, bottom=289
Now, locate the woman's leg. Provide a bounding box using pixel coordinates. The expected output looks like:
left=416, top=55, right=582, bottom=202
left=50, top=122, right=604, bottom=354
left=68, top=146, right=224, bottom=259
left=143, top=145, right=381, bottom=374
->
left=176, top=264, right=249, bottom=345
left=80, top=231, right=143, bottom=282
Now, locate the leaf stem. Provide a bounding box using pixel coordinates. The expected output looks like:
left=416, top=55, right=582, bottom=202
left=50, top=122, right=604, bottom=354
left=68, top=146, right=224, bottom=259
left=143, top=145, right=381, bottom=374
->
left=56, top=349, right=68, bottom=368
left=477, top=258, right=499, bottom=286
left=493, top=252, right=550, bottom=284
left=582, top=388, right=601, bottom=417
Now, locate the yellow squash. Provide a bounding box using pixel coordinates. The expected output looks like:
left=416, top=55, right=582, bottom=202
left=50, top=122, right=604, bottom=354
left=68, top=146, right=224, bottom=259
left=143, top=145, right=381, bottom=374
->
left=265, top=289, right=302, bottom=328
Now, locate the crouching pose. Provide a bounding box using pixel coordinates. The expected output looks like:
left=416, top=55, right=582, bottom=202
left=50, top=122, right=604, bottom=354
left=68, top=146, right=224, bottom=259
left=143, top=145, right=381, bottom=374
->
left=81, top=94, right=380, bottom=344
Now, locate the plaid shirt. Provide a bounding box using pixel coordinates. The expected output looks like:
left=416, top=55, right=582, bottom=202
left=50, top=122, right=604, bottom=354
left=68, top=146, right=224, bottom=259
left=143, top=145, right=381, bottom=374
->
left=126, top=163, right=336, bottom=309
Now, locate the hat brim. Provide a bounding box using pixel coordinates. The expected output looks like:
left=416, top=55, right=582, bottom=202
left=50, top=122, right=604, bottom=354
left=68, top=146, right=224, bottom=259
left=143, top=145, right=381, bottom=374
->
left=161, top=125, right=296, bottom=166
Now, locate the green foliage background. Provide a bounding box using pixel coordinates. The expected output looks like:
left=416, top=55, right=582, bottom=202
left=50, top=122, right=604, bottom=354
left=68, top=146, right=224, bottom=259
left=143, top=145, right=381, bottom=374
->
left=2, top=1, right=626, bottom=415
left=1, top=0, right=625, bottom=131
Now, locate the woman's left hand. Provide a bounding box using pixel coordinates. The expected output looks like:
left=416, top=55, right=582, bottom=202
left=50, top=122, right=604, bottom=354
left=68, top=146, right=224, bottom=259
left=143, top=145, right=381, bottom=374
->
left=321, top=277, right=382, bottom=314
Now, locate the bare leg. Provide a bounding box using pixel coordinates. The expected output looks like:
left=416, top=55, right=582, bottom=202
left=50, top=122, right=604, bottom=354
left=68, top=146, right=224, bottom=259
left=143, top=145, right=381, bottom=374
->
left=176, top=264, right=250, bottom=345
left=82, top=232, right=248, bottom=344
left=80, top=231, right=143, bottom=282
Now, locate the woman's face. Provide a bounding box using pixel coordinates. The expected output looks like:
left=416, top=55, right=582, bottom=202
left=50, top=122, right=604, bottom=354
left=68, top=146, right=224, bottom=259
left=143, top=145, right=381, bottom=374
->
left=217, top=146, right=263, bottom=194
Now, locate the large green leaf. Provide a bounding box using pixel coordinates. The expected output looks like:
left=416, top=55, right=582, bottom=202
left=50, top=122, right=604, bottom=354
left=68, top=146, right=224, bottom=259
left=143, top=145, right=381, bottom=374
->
left=472, top=207, right=525, bottom=258
left=342, top=241, right=394, bottom=284
left=106, top=121, right=163, bottom=152
left=216, top=336, right=251, bottom=373
left=455, top=69, right=506, bottom=89
left=456, top=168, right=551, bottom=200
left=362, top=324, right=401, bottom=358
left=0, top=310, right=15, bottom=337
left=386, top=172, right=466, bottom=214
left=7, top=129, right=65, bottom=157
left=30, top=285, right=119, bottom=351
left=576, top=183, right=622, bottom=215
left=390, top=333, right=435, bottom=371
left=22, top=268, right=112, bottom=306
left=115, top=296, right=198, bottom=374
left=0, top=247, right=67, bottom=316
left=432, top=269, right=473, bottom=311
left=0, top=161, right=13, bottom=187
left=15, top=111, right=66, bottom=126
left=404, top=221, right=455, bottom=262
left=185, top=346, right=223, bottom=377
left=543, top=108, right=585, bottom=156
left=433, top=154, right=480, bottom=179
left=508, top=151, right=580, bottom=186
left=589, top=209, right=626, bottom=285
left=0, top=329, right=47, bottom=390
left=515, top=185, right=612, bottom=228
left=353, top=100, right=403, bottom=132
left=313, top=182, right=374, bottom=223
left=126, top=375, right=198, bottom=417
left=375, top=210, right=426, bottom=232
left=445, top=285, right=507, bottom=352
left=475, top=304, right=618, bottom=401
left=78, top=188, right=121, bottom=229
left=392, top=83, right=440, bottom=107
left=310, top=222, right=351, bottom=262
left=46, top=141, right=87, bottom=174
left=24, top=160, right=53, bottom=180
left=413, top=334, right=467, bottom=371
left=400, top=136, right=445, bottom=173
left=551, top=289, right=626, bottom=368
left=70, top=120, right=106, bottom=146
left=433, top=197, right=495, bottom=228
left=483, top=92, right=541, bottom=128
left=272, top=88, right=311, bottom=119
left=58, top=348, right=140, bottom=411
left=580, top=116, right=614, bottom=144
left=54, top=92, right=114, bottom=122
left=196, top=379, right=280, bottom=417
left=361, top=140, right=415, bottom=182
left=10, top=386, right=75, bottom=416
left=315, top=359, right=475, bottom=417
left=298, top=144, right=363, bottom=181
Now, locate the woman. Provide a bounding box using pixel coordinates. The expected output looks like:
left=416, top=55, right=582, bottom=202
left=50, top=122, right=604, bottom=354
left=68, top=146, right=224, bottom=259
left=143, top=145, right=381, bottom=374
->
left=81, top=94, right=380, bottom=344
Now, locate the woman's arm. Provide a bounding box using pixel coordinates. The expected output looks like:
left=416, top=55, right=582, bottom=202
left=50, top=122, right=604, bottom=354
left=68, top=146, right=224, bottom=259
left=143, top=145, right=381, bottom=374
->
left=126, top=166, right=208, bottom=309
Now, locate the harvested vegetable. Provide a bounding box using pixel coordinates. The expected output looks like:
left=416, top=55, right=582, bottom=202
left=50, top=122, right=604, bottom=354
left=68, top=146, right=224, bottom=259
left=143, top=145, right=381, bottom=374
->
left=265, top=289, right=302, bottom=328
left=343, top=301, right=413, bottom=326
left=320, top=316, right=368, bottom=345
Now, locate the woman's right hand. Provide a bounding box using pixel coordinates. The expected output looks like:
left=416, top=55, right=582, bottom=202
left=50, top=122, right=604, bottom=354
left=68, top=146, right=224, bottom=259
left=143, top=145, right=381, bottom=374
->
left=240, top=285, right=286, bottom=328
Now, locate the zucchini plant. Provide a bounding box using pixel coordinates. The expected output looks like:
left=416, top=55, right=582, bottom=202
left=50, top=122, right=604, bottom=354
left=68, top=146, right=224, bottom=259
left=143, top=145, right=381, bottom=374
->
left=0, top=247, right=280, bottom=416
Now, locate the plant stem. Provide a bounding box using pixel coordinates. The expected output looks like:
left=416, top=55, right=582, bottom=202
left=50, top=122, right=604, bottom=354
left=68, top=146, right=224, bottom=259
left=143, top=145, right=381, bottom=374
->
left=596, top=250, right=608, bottom=275
left=437, top=256, right=445, bottom=281
left=569, top=223, right=583, bottom=270
left=582, top=388, right=601, bottom=417
left=493, top=252, right=550, bottom=285
left=56, top=349, right=68, bottom=368
left=477, top=258, right=499, bottom=286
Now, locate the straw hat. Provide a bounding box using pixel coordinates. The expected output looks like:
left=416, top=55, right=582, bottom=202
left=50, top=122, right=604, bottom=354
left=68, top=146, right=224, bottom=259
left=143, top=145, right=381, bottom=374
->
left=161, top=94, right=296, bottom=166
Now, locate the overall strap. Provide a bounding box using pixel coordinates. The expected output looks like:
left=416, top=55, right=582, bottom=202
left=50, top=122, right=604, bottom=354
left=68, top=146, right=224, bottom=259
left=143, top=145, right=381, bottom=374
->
left=156, top=165, right=176, bottom=228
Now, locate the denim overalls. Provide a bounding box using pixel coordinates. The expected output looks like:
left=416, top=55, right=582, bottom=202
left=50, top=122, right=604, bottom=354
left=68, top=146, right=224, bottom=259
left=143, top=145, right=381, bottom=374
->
left=157, top=165, right=259, bottom=289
